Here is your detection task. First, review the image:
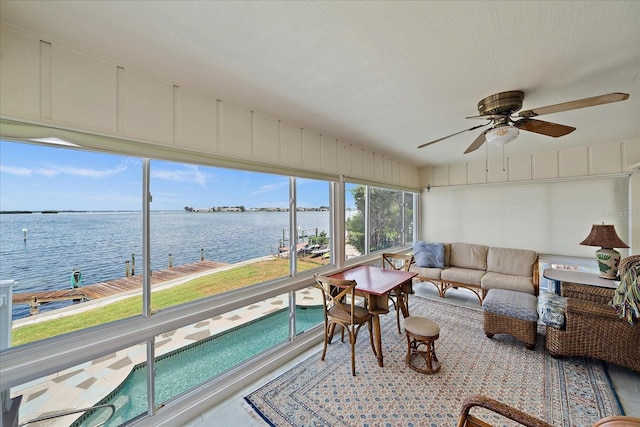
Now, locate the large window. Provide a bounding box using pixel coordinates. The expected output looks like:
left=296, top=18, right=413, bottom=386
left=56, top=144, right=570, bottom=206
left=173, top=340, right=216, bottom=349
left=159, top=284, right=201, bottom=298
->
left=345, top=182, right=417, bottom=259
left=1, top=138, right=416, bottom=426
left=0, top=139, right=330, bottom=426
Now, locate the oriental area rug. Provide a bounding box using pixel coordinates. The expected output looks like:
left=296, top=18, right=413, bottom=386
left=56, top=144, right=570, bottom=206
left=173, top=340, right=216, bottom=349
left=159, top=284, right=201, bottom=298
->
left=244, top=295, right=623, bottom=427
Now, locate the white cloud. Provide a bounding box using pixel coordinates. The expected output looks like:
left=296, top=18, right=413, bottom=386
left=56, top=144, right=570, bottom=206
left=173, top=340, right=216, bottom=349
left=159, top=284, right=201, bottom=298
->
left=151, top=165, right=209, bottom=186
left=45, top=163, right=128, bottom=178
left=0, top=165, right=32, bottom=176
left=251, top=178, right=289, bottom=195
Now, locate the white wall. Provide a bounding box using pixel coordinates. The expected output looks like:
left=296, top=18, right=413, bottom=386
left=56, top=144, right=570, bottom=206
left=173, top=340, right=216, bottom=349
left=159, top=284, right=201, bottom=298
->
left=0, top=25, right=419, bottom=189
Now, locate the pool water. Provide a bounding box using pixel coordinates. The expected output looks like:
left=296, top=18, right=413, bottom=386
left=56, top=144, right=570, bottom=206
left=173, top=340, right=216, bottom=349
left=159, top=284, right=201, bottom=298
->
left=75, top=306, right=323, bottom=426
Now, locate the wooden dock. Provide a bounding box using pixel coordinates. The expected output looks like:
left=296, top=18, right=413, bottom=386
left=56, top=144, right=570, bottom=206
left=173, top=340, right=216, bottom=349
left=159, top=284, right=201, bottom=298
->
left=12, top=260, right=229, bottom=315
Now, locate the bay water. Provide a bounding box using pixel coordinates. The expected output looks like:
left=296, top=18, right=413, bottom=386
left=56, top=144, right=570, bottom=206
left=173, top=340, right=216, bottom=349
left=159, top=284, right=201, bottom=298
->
left=0, top=211, right=329, bottom=319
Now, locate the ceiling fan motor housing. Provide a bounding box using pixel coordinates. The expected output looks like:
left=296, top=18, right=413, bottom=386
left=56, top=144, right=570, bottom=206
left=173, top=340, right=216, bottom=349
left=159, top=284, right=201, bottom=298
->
left=477, top=90, right=524, bottom=115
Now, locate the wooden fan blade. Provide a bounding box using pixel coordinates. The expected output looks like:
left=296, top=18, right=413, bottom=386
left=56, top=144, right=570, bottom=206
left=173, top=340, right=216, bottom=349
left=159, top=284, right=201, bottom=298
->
left=515, top=119, right=575, bottom=137
left=418, top=123, right=489, bottom=149
left=464, top=129, right=489, bottom=154
left=518, top=93, right=629, bottom=118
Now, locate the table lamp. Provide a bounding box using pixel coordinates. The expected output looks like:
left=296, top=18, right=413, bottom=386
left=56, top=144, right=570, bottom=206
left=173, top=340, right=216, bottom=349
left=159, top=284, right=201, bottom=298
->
left=579, top=223, right=629, bottom=279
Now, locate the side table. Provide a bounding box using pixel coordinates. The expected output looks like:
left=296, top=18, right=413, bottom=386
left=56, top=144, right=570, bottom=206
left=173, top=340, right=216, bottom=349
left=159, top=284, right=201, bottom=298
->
left=542, top=268, right=618, bottom=294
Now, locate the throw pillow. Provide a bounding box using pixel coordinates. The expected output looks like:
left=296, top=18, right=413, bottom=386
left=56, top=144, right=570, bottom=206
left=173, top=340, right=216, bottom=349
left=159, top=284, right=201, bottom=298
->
left=537, top=292, right=567, bottom=329
left=412, top=241, right=445, bottom=268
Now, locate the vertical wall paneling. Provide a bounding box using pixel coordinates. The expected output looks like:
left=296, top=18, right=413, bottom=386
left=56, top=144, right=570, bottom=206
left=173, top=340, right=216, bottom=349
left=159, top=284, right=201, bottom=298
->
left=508, top=154, right=533, bottom=181
left=373, top=153, right=385, bottom=182
left=320, top=134, right=338, bottom=174
left=392, top=159, right=401, bottom=185
left=362, top=149, right=375, bottom=181
left=119, top=68, right=173, bottom=144
left=216, top=100, right=222, bottom=153
left=252, top=112, right=280, bottom=164
left=449, top=163, right=466, bottom=185
left=173, top=85, right=179, bottom=145
left=51, top=45, right=118, bottom=132
left=590, top=142, right=623, bottom=175
left=281, top=122, right=302, bottom=167
left=431, top=165, right=449, bottom=186
left=624, top=139, right=640, bottom=169
left=385, top=157, right=394, bottom=183
left=219, top=101, right=252, bottom=159
left=173, top=87, right=218, bottom=154
left=0, top=25, right=420, bottom=190
left=39, top=40, right=52, bottom=120
left=0, top=28, right=41, bottom=118
left=467, top=161, right=487, bottom=184
left=350, top=145, right=364, bottom=179
left=302, top=129, right=321, bottom=168
left=116, top=66, right=125, bottom=134
left=487, top=157, right=508, bottom=183
left=559, top=146, right=588, bottom=177
left=337, top=141, right=351, bottom=177
left=397, top=161, right=406, bottom=186
left=532, top=151, right=559, bottom=180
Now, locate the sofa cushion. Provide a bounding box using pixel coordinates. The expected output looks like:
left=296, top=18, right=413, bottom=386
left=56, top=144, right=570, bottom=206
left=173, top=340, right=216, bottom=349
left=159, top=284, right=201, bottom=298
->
left=481, top=272, right=535, bottom=295
left=483, top=289, right=538, bottom=322
left=441, top=267, right=485, bottom=286
left=409, top=264, right=443, bottom=280
left=412, top=241, right=445, bottom=268
left=449, top=242, right=488, bottom=271
left=537, top=292, right=566, bottom=329
left=487, top=246, right=537, bottom=277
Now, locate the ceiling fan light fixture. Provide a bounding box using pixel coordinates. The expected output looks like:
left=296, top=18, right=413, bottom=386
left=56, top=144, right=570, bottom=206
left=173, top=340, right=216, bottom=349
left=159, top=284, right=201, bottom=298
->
left=485, top=126, right=519, bottom=145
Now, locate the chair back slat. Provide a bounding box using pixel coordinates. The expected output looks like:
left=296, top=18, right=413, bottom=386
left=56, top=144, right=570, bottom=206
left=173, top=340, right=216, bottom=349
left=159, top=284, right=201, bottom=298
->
left=314, top=275, right=359, bottom=322
left=382, top=253, right=413, bottom=272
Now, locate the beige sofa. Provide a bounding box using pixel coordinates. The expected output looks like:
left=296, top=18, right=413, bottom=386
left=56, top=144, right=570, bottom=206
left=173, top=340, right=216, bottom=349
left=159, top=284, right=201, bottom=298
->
left=409, top=242, right=539, bottom=303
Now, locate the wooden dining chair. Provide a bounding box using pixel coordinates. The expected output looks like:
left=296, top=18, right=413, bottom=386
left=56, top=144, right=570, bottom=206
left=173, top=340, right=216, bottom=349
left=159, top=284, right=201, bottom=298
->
left=313, top=274, right=375, bottom=376
left=381, top=253, right=414, bottom=334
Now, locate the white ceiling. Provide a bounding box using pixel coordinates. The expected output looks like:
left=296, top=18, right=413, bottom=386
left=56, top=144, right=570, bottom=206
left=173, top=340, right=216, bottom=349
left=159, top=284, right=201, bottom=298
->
left=1, top=1, right=639, bottom=166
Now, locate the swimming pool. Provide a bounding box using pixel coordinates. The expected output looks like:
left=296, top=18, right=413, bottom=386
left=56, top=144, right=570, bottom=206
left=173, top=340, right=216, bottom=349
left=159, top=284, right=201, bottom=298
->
left=74, top=305, right=323, bottom=426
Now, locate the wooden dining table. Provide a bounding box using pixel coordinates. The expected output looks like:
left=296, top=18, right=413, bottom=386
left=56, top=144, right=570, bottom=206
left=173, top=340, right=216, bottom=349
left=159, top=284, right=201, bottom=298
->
left=329, top=265, right=417, bottom=367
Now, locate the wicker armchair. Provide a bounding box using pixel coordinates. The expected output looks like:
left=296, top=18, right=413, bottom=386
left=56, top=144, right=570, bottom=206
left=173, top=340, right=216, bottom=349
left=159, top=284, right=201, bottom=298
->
left=457, top=394, right=640, bottom=427
left=457, top=394, right=553, bottom=427
left=545, top=256, right=640, bottom=372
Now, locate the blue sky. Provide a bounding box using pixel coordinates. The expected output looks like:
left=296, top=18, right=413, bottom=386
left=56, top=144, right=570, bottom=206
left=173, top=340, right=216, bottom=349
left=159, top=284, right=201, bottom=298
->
left=0, top=140, right=347, bottom=211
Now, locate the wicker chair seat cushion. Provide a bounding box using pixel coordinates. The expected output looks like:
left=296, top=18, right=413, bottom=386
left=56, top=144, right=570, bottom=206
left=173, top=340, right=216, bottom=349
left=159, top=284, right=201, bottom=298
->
left=482, top=289, right=538, bottom=322
left=441, top=267, right=485, bottom=286
left=537, top=292, right=567, bottom=329
left=481, top=271, right=535, bottom=295
left=327, top=304, right=370, bottom=322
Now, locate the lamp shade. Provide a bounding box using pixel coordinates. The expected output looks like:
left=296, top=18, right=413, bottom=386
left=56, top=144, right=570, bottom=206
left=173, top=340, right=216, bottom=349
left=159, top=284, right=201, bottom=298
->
left=485, top=126, right=519, bottom=145
left=579, top=224, right=629, bottom=249
left=580, top=224, right=628, bottom=279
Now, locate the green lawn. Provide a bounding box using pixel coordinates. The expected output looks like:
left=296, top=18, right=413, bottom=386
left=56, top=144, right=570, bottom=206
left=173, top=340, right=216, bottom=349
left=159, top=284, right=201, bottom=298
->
left=12, top=257, right=321, bottom=346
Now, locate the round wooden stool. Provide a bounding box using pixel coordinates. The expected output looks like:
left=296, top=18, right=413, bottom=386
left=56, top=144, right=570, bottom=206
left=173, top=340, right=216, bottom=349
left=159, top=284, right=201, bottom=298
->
left=404, top=316, right=441, bottom=374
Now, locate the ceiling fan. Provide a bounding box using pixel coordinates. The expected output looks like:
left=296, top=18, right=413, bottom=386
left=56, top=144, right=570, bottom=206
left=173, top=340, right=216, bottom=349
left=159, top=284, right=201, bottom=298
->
left=417, top=91, right=629, bottom=154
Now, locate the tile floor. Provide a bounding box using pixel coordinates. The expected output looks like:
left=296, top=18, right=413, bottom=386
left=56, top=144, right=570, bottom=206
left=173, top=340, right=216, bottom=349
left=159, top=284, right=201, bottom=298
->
left=184, top=285, right=640, bottom=426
